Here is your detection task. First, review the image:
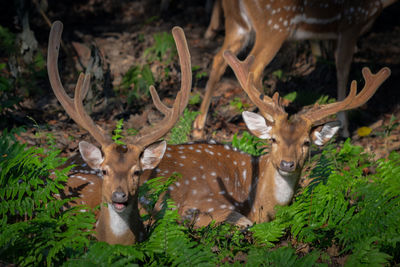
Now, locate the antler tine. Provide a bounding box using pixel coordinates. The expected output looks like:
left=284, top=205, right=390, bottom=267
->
left=303, top=67, right=391, bottom=124
left=223, top=50, right=285, bottom=122
left=48, top=21, right=111, bottom=147
left=133, top=26, right=191, bottom=149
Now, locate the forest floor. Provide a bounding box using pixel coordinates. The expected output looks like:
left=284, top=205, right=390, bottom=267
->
left=2, top=1, right=400, bottom=169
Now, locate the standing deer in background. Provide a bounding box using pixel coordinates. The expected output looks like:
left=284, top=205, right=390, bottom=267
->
left=193, top=0, right=396, bottom=138
left=47, top=21, right=192, bottom=244
left=141, top=51, right=390, bottom=226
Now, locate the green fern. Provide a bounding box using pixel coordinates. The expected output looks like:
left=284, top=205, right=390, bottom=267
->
left=0, top=129, right=96, bottom=266
left=231, top=131, right=267, bottom=156
left=246, top=246, right=325, bottom=266
left=168, top=109, right=199, bottom=145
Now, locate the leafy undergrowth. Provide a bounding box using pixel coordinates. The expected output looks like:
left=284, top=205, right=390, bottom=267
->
left=1, top=129, right=399, bottom=266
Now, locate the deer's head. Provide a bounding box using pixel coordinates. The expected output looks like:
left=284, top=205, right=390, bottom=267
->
left=224, top=50, right=390, bottom=178
left=47, top=21, right=191, bottom=214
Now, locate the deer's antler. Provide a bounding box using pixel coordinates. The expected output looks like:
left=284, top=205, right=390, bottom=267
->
left=48, top=21, right=112, bottom=147
left=131, top=26, right=192, bottom=150
left=302, top=67, right=391, bottom=124
left=223, top=50, right=286, bottom=123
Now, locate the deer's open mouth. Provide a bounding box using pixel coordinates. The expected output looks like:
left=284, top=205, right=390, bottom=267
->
left=112, top=201, right=128, bottom=212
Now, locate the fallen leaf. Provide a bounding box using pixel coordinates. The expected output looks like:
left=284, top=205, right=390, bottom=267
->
left=357, top=126, right=372, bottom=137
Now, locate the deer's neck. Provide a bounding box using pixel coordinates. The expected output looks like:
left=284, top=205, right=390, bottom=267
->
left=96, top=199, right=144, bottom=245
left=247, top=155, right=300, bottom=223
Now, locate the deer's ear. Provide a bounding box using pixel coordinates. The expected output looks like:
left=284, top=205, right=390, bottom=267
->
left=79, top=141, right=104, bottom=170
left=312, top=121, right=341, bottom=146
left=242, top=111, right=272, bottom=139
left=140, top=141, right=167, bottom=171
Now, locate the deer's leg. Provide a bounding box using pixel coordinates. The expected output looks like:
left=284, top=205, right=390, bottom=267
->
left=204, top=0, right=222, bottom=40
left=335, top=29, right=359, bottom=137
left=248, top=31, right=288, bottom=91
left=196, top=208, right=253, bottom=228
left=193, top=21, right=250, bottom=139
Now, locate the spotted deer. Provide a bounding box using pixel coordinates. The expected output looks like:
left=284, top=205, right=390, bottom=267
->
left=47, top=21, right=192, bottom=244
left=193, top=0, right=396, bottom=138
left=141, top=51, right=390, bottom=227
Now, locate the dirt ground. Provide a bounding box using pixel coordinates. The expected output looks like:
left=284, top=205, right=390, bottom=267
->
left=1, top=0, right=400, bottom=160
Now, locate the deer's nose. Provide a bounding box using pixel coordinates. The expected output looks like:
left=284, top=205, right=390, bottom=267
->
left=112, top=189, right=128, bottom=203
left=280, top=160, right=295, bottom=172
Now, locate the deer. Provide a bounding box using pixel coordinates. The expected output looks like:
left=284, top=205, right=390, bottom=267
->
left=141, top=51, right=390, bottom=227
left=192, top=0, right=396, bottom=139
left=47, top=20, right=192, bottom=245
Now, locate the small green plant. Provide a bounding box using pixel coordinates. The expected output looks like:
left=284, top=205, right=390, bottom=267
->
left=0, top=25, right=15, bottom=54
left=231, top=131, right=267, bottom=156
left=272, top=69, right=284, bottom=80
left=120, top=64, right=155, bottom=103
left=0, top=63, right=20, bottom=115
left=189, top=93, right=202, bottom=105
left=144, top=32, right=176, bottom=63
left=376, top=114, right=399, bottom=138
left=168, top=109, right=199, bottom=145
left=112, top=119, right=126, bottom=145
left=229, top=97, right=249, bottom=113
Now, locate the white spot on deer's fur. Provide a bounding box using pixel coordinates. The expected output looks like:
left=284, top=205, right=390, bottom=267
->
left=163, top=170, right=169, bottom=174
left=220, top=204, right=227, bottom=209
left=70, top=175, right=76, bottom=178
left=224, top=177, right=229, bottom=181
left=179, top=163, right=184, bottom=167
left=219, top=191, right=226, bottom=195
left=167, top=147, right=172, bottom=151
left=108, top=204, right=131, bottom=237
left=189, top=146, right=194, bottom=150
left=227, top=154, right=230, bottom=158
left=207, top=198, right=212, bottom=202
left=88, top=189, right=93, bottom=193
left=166, top=153, right=172, bottom=158
left=192, top=176, right=197, bottom=181
left=273, top=24, right=279, bottom=30
left=207, top=208, right=214, bottom=213
left=178, top=146, right=185, bottom=149
left=210, top=172, right=216, bottom=176
left=242, top=170, right=247, bottom=181
left=77, top=176, right=87, bottom=181
left=234, top=161, right=237, bottom=165
left=192, top=160, right=197, bottom=164
left=196, top=149, right=201, bottom=153
left=205, top=149, right=214, bottom=155
left=174, top=161, right=178, bottom=165
left=180, top=155, right=186, bottom=159
left=81, top=163, right=87, bottom=167
left=178, top=150, right=184, bottom=154
left=192, top=189, right=197, bottom=195
left=156, top=168, right=161, bottom=173
left=224, top=145, right=230, bottom=150
left=202, top=174, right=206, bottom=179
left=185, top=180, right=189, bottom=185
left=229, top=206, right=234, bottom=210
left=241, top=161, right=246, bottom=166
left=176, top=182, right=181, bottom=187
left=169, top=186, right=174, bottom=191
left=200, top=165, right=204, bottom=170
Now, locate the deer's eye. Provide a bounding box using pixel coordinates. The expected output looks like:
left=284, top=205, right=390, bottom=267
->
left=102, top=169, right=108, bottom=176
left=270, top=137, right=277, bottom=144
left=303, top=140, right=311, bottom=147
left=133, top=170, right=141, bottom=177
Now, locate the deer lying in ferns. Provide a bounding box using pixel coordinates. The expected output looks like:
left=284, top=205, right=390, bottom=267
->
left=141, top=51, right=390, bottom=227
left=47, top=21, right=192, bottom=244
